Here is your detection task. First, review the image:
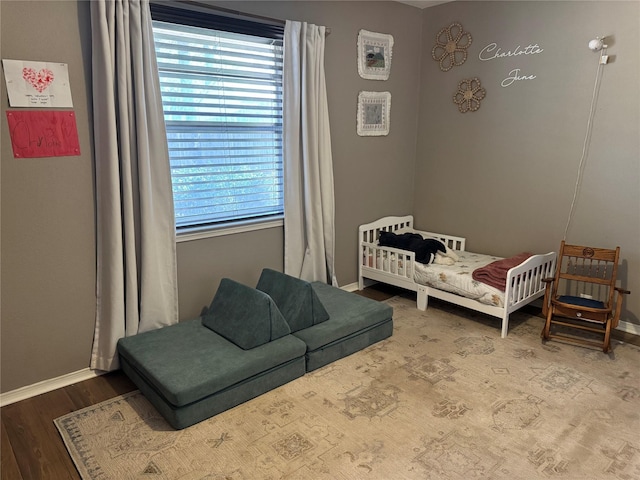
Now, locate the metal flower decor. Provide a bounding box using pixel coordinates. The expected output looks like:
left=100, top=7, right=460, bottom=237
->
left=431, top=22, right=472, bottom=72
left=453, top=78, right=486, bottom=113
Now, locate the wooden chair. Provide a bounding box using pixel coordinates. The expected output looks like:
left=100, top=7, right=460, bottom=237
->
left=541, top=241, right=630, bottom=353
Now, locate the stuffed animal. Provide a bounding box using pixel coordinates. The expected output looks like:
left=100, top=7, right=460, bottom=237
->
left=378, top=231, right=447, bottom=264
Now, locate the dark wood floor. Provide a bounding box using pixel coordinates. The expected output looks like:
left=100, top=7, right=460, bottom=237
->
left=1, top=371, right=137, bottom=480
left=2, top=284, right=637, bottom=479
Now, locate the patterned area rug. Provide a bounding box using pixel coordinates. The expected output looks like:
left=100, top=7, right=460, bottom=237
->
left=55, top=296, right=640, bottom=479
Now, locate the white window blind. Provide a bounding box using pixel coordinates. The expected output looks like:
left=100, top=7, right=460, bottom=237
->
left=152, top=19, right=284, bottom=229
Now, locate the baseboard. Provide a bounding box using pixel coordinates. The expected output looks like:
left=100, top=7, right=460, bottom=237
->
left=617, top=320, right=640, bottom=336
left=0, top=368, right=105, bottom=408
left=356, top=281, right=640, bottom=335
left=341, top=282, right=359, bottom=292
left=4, top=283, right=360, bottom=407
left=342, top=279, right=376, bottom=292
left=2, top=286, right=636, bottom=407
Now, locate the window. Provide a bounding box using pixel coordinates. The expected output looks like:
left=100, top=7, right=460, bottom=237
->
left=150, top=4, right=284, bottom=231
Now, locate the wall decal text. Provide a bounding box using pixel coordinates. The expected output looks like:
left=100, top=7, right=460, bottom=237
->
left=479, top=43, right=544, bottom=61
left=479, top=42, right=544, bottom=87
left=501, top=69, right=537, bottom=87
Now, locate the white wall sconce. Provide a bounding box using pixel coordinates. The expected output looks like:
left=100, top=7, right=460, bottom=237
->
left=588, top=37, right=606, bottom=51
left=588, top=36, right=609, bottom=64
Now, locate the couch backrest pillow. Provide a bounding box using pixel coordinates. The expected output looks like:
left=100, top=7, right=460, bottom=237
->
left=256, top=268, right=330, bottom=332
left=202, top=278, right=291, bottom=350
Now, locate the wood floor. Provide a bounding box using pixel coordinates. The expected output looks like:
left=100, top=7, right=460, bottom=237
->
left=2, top=284, right=637, bottom=479
left=1, top=371, right=137, bottom=480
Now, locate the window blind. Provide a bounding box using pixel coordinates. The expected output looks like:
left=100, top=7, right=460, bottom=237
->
left=152, top=18, right=284, bottom=229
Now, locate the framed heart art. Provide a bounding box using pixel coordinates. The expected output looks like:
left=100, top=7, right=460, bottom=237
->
left=2, top=59, right=73, bottom=107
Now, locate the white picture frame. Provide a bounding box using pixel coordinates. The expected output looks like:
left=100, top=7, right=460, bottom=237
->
left=357, top=30, right=394, bottom=80
left=357, top=91, right=391, bottom=136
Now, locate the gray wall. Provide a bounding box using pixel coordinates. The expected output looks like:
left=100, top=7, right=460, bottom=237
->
left=0, top=1, right=421, bottom=393
left=415, top=1, right=639, bottom=324
left=1, top=0, right=637, bottom=395
left=1, top=1, right=97, bottom=392
left=176, top=1, right=423, bottom=320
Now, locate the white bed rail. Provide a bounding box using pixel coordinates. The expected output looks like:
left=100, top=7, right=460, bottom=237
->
left=358, top=215, right=466, bottom=291
left=358, top=215, right=557, bottom=338
left=359, top=215, right=415, bottom=244
left=359, top=215, right=465, bottom=250
left=504, top=252, right=557, bottom=314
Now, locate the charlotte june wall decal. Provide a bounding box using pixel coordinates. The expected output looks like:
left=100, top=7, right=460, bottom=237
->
left=453, top=78, right=485, bottom=113
left=432, top=22, right=472, bottom=72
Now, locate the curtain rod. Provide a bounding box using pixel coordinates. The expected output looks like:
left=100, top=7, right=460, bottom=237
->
left=175, top=1, right=284, bottom=25
left=170, top=0, right=331, bottom=34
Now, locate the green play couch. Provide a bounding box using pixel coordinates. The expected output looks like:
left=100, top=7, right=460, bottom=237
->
left=118, top=269, right=393, bottom=429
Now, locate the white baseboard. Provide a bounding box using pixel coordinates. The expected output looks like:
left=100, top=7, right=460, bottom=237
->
left=3, top=283, right=361, bottom=407
left=353, top=281, right=640, bottom=335
left=341, top=282, right=359, bottom=292
left=617, top=320, right=640, bottom=336
left=2, top=288, right=637, bottom=407
left=341, top=279, right=376, bottom=292
left=0, top=368, right=104, bottom=408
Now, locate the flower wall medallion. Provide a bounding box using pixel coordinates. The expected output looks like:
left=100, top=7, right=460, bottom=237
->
left=432, top=22, right=472, bottom=72
left=453, top=77, right=486, bottom=113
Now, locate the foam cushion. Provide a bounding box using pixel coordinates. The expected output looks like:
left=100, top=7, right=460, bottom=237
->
left=256, top=268, right=330, bottom=332
left=118, top=318, right=306, bottom=410
left=202, top=278, right=291, bottom=349
left=293, top=282, right=393, bottom=352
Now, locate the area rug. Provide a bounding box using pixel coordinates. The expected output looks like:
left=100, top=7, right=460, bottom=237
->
left=55, top=296, right=640, bottom=480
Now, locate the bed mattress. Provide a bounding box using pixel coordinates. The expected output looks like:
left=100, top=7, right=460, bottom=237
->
left=412, top=250, right=505, bottom=307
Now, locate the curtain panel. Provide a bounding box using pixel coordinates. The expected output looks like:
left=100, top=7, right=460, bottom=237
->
left=90, top=0, right=178, bottom=371
left=283, top=21, right=337, bottom=286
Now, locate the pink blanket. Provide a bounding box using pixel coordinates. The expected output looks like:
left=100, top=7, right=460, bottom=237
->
left=471, top=252, right=532, bottom=291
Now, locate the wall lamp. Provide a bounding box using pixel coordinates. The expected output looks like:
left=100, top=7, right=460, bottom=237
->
left=588, top=36, right=609, bottom=64
left=588, top=36, right=606, bottom=51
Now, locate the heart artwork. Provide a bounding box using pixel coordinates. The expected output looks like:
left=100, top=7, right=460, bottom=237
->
left=22, top=67, right=55, bottom=93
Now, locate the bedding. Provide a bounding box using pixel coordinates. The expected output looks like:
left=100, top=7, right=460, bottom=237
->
left=413, top=251, right=507, bottom=307
left=471, top=252, right=532, bottom=291
left=375, top=248, right=508, bottom=307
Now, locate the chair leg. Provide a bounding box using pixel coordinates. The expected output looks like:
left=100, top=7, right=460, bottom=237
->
left=541, top=308, right=553, bottom=340
left=603, top=321, right=612, bottom=353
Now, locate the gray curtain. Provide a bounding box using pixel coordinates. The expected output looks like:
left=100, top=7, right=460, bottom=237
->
left=90, top=0, right=178, bottom=371
left=283, top=21, right=337, bottom=286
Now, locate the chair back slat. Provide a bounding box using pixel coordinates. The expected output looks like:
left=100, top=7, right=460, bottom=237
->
left=561, top=244, right=619, bottom=262
left=559, top=273, right=614, bottom=285
left=551, top=241, right=620, bottom=307
left=563, top=257, right=614, bottom=281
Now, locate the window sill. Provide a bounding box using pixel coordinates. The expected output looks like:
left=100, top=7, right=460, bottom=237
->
left=175, top=217, right=284, bottom=243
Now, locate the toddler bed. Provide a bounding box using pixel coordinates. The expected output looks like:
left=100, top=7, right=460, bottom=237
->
left=358, top=215, right=557, bottom=337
